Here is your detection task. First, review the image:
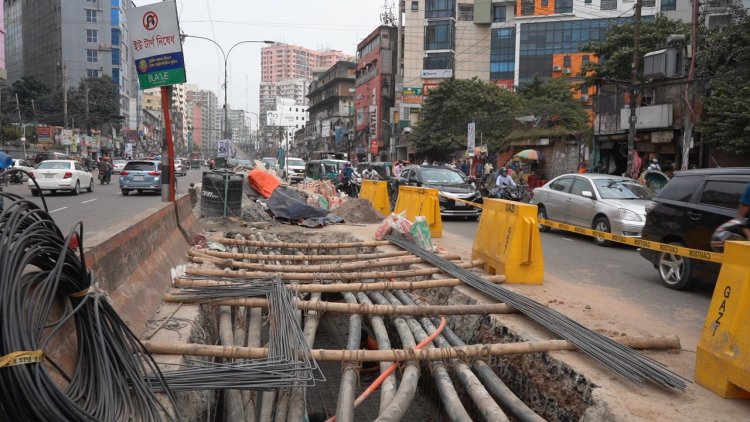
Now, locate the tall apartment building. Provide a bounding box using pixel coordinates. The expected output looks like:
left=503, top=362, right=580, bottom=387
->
left=4, top=0, right=136, bottom=124
left=0, top=2, right=6, bottom=82
left=304, top=61, right=356, bottom=157
left=259, top=44, right=348, bottom=145
left=354, top=25, right=398, bottom=162
left=186, top=86, right=219, bottom=158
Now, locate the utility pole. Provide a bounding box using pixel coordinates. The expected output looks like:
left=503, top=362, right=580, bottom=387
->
left=626, top=0, right=643, bottom=176
left=681, top=0, right=699, bottom=170
left=63, top=63, right=68, bottom=129
left=15, top=94, right=27, bottom=157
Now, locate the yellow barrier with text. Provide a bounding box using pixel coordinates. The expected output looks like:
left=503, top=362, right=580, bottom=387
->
left=472, top=199, right=544, bottom=284
left=394, top=186, right=442, bottom=238
left=359, top=180, right=391, bottom=216
left=695, top=240, right=750, bottom=398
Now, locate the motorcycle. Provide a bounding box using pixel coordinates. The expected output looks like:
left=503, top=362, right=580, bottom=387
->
left=337, top=176, right=361, bottom=198
left=489, top=184, right=527, bottom=202
left=99, top=170, right=112, bottom=185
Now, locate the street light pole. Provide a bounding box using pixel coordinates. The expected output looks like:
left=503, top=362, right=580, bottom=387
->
left=181, top=34, right=273, bottom=153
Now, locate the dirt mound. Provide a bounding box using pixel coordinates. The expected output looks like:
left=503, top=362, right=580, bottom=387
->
left=330, top=198, right=385, bottom=224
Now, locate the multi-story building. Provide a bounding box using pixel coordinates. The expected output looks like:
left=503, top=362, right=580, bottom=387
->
left=186, top=86, right=219, bottom=158
left=4, top=0, right=135, bottom=124
left=354, top=25, right=399, bottom=162
left=259, top=44, right=349, bottom=149
left=304, top=61, right=356, bottom=158
left=0, top=2, right=7, bottom=83
left=262, top=97, right=308, bottom=157
left=228, top=108, right=250, bottom=147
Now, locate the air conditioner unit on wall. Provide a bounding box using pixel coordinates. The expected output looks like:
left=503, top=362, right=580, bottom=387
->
left=562, top=68, right=572, bottom=74
left=552, top=66, right=562, bottom=72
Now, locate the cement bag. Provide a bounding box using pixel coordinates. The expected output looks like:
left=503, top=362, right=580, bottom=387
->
left=409, top=216, right=433, bottom=251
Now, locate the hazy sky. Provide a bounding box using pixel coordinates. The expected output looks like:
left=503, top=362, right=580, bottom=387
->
left=136, top=0, right=387, bottom=126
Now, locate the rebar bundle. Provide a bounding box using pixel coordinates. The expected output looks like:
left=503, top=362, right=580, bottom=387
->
left=0, top=186, right=178, bottom=421
left=147, top=279, right=324, bottom=391
left=386, top=234, right=688, bottom=390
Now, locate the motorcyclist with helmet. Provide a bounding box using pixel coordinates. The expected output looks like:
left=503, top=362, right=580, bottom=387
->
left=495, top=167, right=517, bottom=189
left=338, top=162, right=359, bottom=197
left=711, top=183, right=750, bottom=252
left=97, top=157, right=113, bottom=184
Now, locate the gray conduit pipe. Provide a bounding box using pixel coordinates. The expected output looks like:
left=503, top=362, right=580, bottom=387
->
left=355, top=292, right=397, bottom=413
left=244, top=233, right=264, bottom=422
left=406, top=294, right=545, bottom=422
left=335, top=292, right=362, bottom=422
left=391, top=291, right=509, bottom=422
left=257, top=234, right=278, bottom=422
left=367, top=292, right=420, bottom=422
left=381, top=292, right=473, bottom=422
left=287, top=242, right=321, bottom=422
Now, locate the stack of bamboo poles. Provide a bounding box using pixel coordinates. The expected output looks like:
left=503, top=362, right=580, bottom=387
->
left=146, top=232, right=682, bottom=422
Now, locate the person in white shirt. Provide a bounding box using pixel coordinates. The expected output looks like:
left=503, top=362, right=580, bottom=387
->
left=362, top=164, right=381, bottom=180
left=496, top=167, right=517, bottom=188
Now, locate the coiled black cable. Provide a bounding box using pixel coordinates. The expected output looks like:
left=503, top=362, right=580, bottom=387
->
left=0, top=173, right=180, bottom=421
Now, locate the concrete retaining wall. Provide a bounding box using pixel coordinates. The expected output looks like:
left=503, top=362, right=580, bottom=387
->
left=84, top=194, right=198, bottom=335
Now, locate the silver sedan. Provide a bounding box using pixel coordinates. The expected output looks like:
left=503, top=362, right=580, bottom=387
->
left=530, top=174, right=655, bottom=246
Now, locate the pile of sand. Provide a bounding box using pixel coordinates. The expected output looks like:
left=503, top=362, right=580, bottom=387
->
left=330, top=198, right=385, bottom=224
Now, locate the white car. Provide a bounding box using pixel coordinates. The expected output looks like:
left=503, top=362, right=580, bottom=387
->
left=112, top=159, right=128, bottom=174
left=28, top=160, right=94, bottom=196
left=11, top=159, right=35, bottom=182
left=280, top=158, right=306, bottom=183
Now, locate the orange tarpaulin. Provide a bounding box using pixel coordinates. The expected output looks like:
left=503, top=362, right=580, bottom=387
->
left=248, top=168, right=282, bottom=198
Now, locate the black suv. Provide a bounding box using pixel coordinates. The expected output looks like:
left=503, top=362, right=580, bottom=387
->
left=640, top=168, right=750, bottom=290
left=393, top=165, right=483, bottom=218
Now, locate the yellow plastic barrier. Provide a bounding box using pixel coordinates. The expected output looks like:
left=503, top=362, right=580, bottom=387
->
left=394, top=186, right=442, bottom=238
left=359, top=180, right=391, bottom=217
left=472, top=199, right=544, bottom=284
left=695, top=240, right=750, bottom=398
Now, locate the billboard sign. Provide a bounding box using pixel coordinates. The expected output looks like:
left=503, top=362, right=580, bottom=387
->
left=266, top=111, right=296, bottom=127
left=402, top=87, right=423, bottom=104
left=467, top=122, right=476, bottom=154
left=126, top=1, right=186, bottom=90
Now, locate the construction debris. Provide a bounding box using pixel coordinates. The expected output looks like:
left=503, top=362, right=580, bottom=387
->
left=329, top=198, right=384, bottom=223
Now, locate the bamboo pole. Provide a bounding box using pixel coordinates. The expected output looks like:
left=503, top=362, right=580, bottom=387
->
left=163, top=295, right=516, bottom=316
left=174, top=276, right=505, bottom=292
left=188, top=254, right=462, bottom=273
left=209, top=237, right=390, bottom=249
left=192, top=249, right=414, bottom=262
left=142, top=335, right=680, bottom=362
left=183, top=259, right=485, bottom=281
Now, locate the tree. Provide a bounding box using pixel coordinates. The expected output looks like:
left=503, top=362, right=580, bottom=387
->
left=409, top=78, right=520, bottom=159
left=579, top=14, right=691, bottom=83
left=515, top=75, right=589, bottom=132
left=68, top=75, right=121, bottom=133
left=697, top=7, right=750, bottom=154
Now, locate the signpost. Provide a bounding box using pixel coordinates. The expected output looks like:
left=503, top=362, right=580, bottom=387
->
left=467, top=122, right=476, bottom=155
left=126, top=1, right=186, bottom=202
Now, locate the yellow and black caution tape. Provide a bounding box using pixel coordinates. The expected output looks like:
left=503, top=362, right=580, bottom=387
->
left=438, top=192, right=484, bottom=209
left=0, top=350, right=44, bottom=368
left=538, top=218, right=723, bottom=264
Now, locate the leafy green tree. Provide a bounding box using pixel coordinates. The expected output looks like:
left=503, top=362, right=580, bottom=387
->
left=697, top=7, right=750, bottom=154
left=579, top=14, right=691, bottom=83
left=68, top=75, right=121, bottom=133
left=409, top=78, right=520, bottom=159
left=515, top=75, right=589, bottom=131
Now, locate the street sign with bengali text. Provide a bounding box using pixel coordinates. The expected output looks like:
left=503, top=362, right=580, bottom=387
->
left=125, top=1, right=186, bottom=90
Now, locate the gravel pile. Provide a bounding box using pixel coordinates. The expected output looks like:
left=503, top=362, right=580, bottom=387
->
left=330, top=198, right=385, bottom=224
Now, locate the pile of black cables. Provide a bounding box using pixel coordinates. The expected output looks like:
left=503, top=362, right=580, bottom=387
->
left=0, top=176, right=180, bottom=421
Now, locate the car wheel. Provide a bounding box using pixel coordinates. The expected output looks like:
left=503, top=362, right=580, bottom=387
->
left=537, top=205, right=551, bottom=232
left=121, top=189, right=129, bottom=196
left=658, top=242, right=694, bottom=290
left=593, top=217, right=611, bottom=246
left=72, top=181, right=80, bottom=195
left=31, top=189, right=40, bottom=197
left=87, top=179, right=94, bottom=192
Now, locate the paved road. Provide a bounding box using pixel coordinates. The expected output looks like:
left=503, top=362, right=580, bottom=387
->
left=1, top=169, right=204, bottom=239
left=443, top=218, right=714, bottom=323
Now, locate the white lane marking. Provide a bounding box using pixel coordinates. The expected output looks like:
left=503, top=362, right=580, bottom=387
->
left=81, top=199, right=97, bottom=204
left=49, top=207, right=68, bottom=214
left=562, top=238, right=575, bottom=242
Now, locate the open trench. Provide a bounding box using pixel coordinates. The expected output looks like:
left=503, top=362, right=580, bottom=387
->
left=146, top=228, right=679, bottom=421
